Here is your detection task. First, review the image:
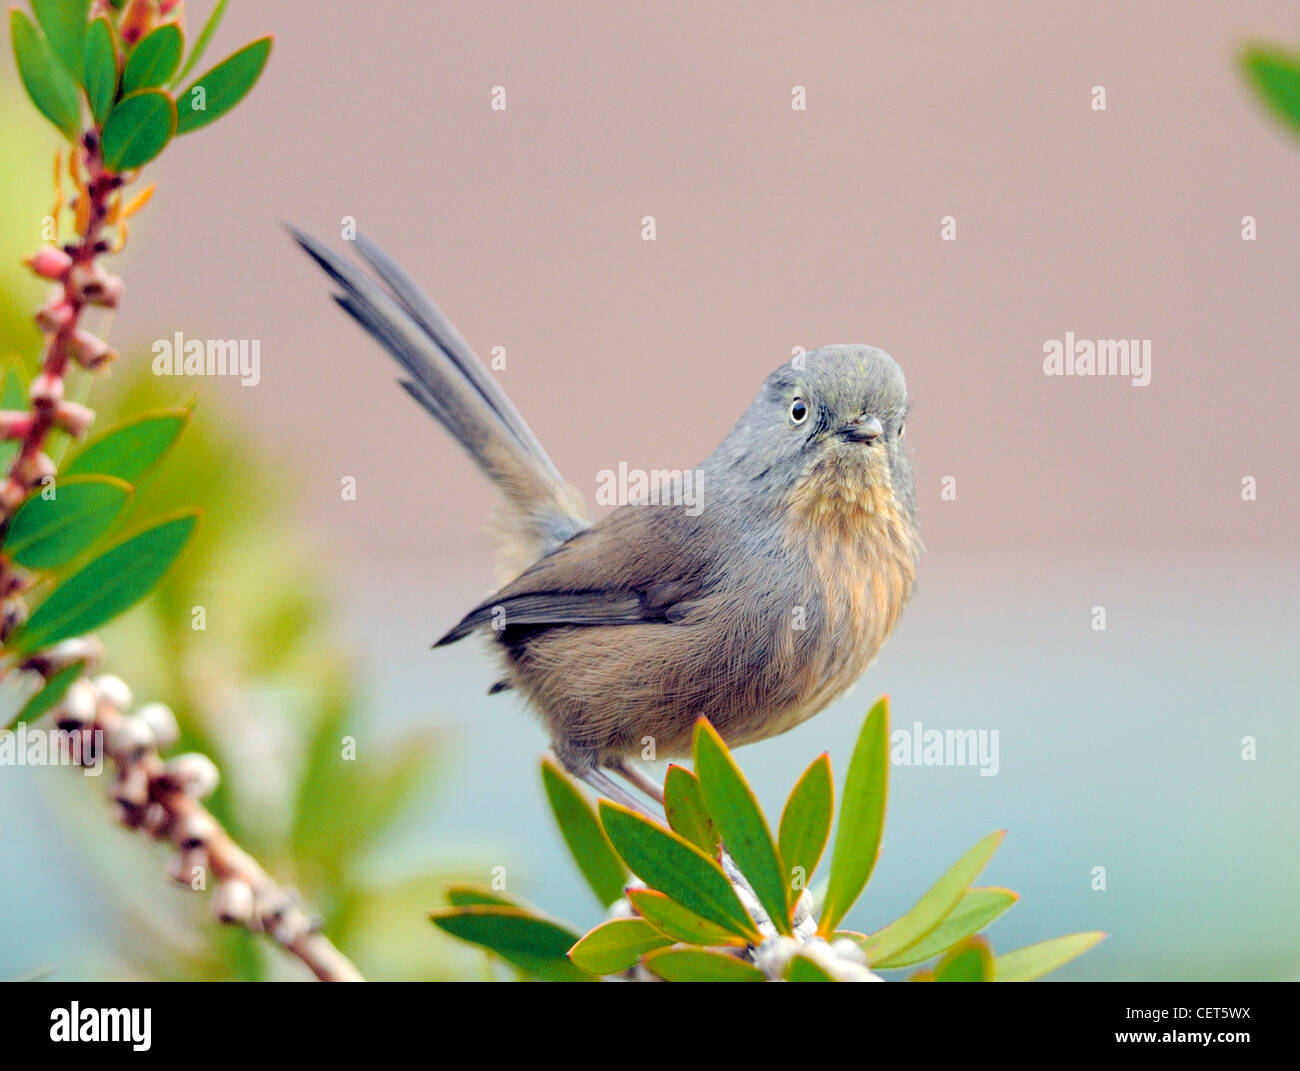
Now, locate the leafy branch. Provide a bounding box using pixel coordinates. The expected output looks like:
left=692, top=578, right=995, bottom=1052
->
left=433, top=698, right=1105, bottom=982
left=4, top=0, right=361, bottom=981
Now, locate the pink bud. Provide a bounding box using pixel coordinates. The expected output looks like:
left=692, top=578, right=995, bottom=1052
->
left=14, top=451, right=56, bottom=487
left=0, top=411, right=33, bottom=440
left=94, top=275, right=125, bottom=309
left=35, top=301, right=74, bottom=333
left=55, top=401, right=96, bottom=438
left=67, top=262, right=111, bottom=304
left=0, top=479, right=26, bottom=512
left=68, top=330, right=117, bottom=370
left=23, top=247, right=72, bottom=280
left=29, top=373, right=64, bottom=407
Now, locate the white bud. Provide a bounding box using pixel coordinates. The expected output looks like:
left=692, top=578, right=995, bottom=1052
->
left=213, top=880, right=255, bottom=925
left=44, top=637, right=106, bottom=673
left=752, top=934, right=801, bottom=979
left=106, top=716, right=155, bottom=758
left=166, top=752, right=220, bottom=799
left=136, top=702, right=180, bottom=749
left=54, top=678, right=97, bottom=729
left=830, top=936, right=870, bottom=967
left=93, top=673, right=133, bottom=710
left=176, top=811, right=216, bottom=850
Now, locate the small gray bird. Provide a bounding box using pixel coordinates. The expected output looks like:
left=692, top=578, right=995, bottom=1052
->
left=293, top=230, right=919, bottom=810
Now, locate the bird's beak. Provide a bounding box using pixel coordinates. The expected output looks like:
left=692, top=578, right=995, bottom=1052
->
left=839, top=415, right=884, bottom=443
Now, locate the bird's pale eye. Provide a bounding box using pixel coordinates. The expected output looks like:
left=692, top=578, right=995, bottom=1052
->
left=789, top=398, right=809, bottom=425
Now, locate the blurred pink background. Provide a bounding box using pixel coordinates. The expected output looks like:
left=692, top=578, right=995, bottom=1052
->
left=88, top=0, right=1296, bottom=566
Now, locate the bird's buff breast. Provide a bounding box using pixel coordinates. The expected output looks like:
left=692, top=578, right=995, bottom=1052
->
left=749, top=454, right=919, bottom=743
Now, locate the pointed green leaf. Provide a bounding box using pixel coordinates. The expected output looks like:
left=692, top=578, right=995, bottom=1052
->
left=1241, top=46, right=1300, bottom=138
left=568, top=918, right=671, bottom=975
left=693, top=719, right=791, bottom=934
left=860, top=830, right=1005, bottom=966
left=935, top=936, right=993, bottom=981
left=642, top=947, right=764, bottom=982
left=5, top=661, right=82, bottom=731
left=7, top=511, right=200, bottom=655
left=871, top=887, right=1018, bottom=968
left=541, top=758, right=628, bottom=907
left=818, top=696, right=890, bottom=934
left=65, top=410, right=189, bottom=483
left=445, top=884, right=526, bottom=910
left=429, top=906, right=593, bottom=982
left=5, top=475, right=133, bottom=570
left=32, top=0, right=89, bottom=78
left=172, top=0, right=227, bottom=88
left=100, top=89, right=175, bottom=171
left=786, top=954, right=836, bottom=982
left=663, top=763, right=718, bottom=856
left=627, top=888, right=748, bottom=947
left=598, top=801, right=760, bottom=942
left=174, top=36, right=271, bottom=135
left=122, top=24, right=182, bottom=93
left=11, top=10, right=82, bottom=138
left=778, top=752, right=833, bottom=900
left=82, top=18, right=118, bottom=124
left=994, top=932, right=1106, bottom=982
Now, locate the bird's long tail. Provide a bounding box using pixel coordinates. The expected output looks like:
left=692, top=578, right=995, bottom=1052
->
left=290, top=228, right=589, bottom=577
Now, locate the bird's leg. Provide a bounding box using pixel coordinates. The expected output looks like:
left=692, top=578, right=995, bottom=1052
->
left=607, top=758, right=666, bottom=806
left=577, top=766, right=658, bottom=818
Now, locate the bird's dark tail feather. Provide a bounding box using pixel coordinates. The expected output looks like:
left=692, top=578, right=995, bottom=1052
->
left=289, top=227, right=589, bottom=571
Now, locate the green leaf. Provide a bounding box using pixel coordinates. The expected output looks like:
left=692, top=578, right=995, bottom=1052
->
left=7, top=511, right=199, bottom=655
left=871, top=887, right=1018, bottom=969
left=429, top=906, right=594, bottom=982
left=174, top=35, right=271, bottom=135
left=65, top=410, right=189, bottom=483
left=568, top=918, right=671, bottom=976
left=935, top=936, right=993, bottom=982
left=172, top=0, right=227, bottom=88
left=641, top=947, right=764, bottom=982
left=785, top=954, right=836, bottom=982
left=32, top=0, right=89, bottom=78
left=289, top=696, right=433, bottom=877
left=663, top=763, right=718, bottom=856
left=778, top=751, right=833, bottom=900
left=598, top=801, right=760, bottom=942
left=100, top=89, right=175, bottom=171
left=5, top=661, right=82, bottom=730
left=11, top=10, right=82, bottom=138
left=0, top=363, right=29, bottom=473
left=859, top=830, right=1005, bottom=966
left=445, top=884, right=526, bottom=910
left=82, top=18, right=118, bottom=125
left=693, top=719, right=792, bottom=934
left=818, top=696, right=890, bottom=934
left=121, top=24, right=182, bottom=94
left=994, top=932, right=1106, bottom=982
left=627, top=888, right=748, bottom=947
left=541, top=758, right=628, bottom=907
left=1241, top=46, right=1300, bottom=138
left=5, top=475, right=133, bottom=570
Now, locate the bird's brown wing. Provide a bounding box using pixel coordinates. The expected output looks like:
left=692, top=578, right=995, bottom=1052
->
left=434, top=505, right=713, bottom=646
